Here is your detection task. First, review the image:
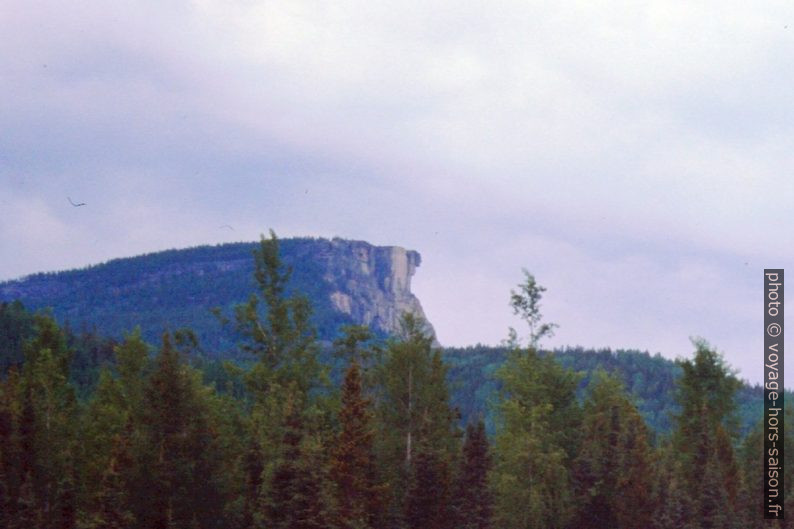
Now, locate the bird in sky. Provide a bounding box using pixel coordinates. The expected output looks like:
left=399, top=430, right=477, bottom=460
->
left=219, top=224, right=234, bottom=231
left=67, top=197, right=86, bottom=207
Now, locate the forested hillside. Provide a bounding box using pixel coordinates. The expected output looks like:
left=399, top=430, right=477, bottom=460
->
left=0, top=237, right=432, bottom=356
left=0, top=235, right=788, bottom=528
left=444, top=344, right=768, bottom=437
left=0, top=298, right=771, bottom=437
left=0, top=236, right=769, bottom=437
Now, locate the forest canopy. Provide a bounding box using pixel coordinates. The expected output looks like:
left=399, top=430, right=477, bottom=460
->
left=0, top=233, right=787, bottom=529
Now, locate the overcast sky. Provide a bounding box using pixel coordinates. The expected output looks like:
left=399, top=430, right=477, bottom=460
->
left=2, top=0, right=793, bottom=386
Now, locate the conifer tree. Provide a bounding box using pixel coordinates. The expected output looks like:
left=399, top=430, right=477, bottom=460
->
left=451, top=420, right=492, bottom=529
left=569, top=371, right=654, bottom=529
left=57, top=456, right=77, bottom=529
left=652, top=451, right=697, bottom=529
left=136, top=334, right=225, bottom=529
left=612, top=398, right=655, bottom=529
left=405, top=441, right=451, bottom=529
left=333, top=325, right=382, bottom=394
left=70, top=330, right=150, bottom=529
left=19, top=315, right=79, bottom=529
left=737, top=410, right=794, bottom=529
left=671, top=339, right=742, bottom=526
left=267, top=408, right=331, bottom=529
left=697, top=442, right=734, bottom=529
left=242, top=437, right=265, bottom=529
left=332, top=359, right=381, bottom=529
left=76, top=368, right=129, bottom=520
left=114, top=328, right=149, bottom=416
left=0, top=367, right=24, bottom=528
left=79, top=428, right=136, bottom=529
left=10, top=471, right=42, bottom=529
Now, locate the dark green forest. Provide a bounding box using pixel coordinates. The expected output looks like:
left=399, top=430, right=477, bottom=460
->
left=0, top=234, right=790, bottom=528
left=444, top=344, right=769, bottom=438
left=0, top=238, right=364, bottom=356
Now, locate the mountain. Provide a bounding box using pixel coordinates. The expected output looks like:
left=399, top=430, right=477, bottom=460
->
left=0, top=237, right=434, bottom=357
left=0, top=237, right=775, bottom=437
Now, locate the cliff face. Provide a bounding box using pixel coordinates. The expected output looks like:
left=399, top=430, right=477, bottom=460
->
left=321, top=239, right=434, bottom=338
left=0, top=237, right=435, bottom=353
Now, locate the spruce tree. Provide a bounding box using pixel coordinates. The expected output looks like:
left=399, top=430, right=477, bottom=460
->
left=653, top=456, right=697, bottom=529
left=80, top=429, right=136, bottom=529
left=451, top=420, right=492, bottom=529
left=10, top=471, right=42, bottom=529
left=405, top=442, right=451, bottom=529
left=671, top=340, right=741, bottom=526
left=136, top=334, right=225, bottom=529
left=0, top=367, right=24, bottom=527
left=612, top=399, right=654, bottom=529
left=242, top=437, right=264, bottom=529
left=332, top=360, right=381, bottom=529
left=76, top=368, right=129, bottom=522
left=569, top=371, right=654, bottom=529
left=267, top=409, right=330, bottom=529
left=736, top=410, right=794, bottom=528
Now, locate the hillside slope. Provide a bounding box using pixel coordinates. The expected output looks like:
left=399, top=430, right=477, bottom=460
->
left=0, top=237, right=433, bottom=356
left=0, top=239, right=773, bottom=438
left=444, top=344, right=770, bottom=437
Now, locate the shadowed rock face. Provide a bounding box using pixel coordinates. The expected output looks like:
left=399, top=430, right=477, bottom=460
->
left=0, top=237, right=436, bottom=353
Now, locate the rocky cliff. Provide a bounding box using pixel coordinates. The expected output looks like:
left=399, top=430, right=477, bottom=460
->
left=321, top=238, right=434, bottom=338
left=0, top=237, right=435, bottom=355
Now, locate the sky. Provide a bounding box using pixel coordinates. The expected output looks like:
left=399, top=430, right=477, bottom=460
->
left=2, top=0, right=793, bottom=386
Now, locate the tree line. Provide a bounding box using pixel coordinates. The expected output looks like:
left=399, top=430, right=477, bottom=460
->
left=0, top=233, right=791, bottom=529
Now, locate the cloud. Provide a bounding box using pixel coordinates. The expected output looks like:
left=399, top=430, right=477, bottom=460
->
left=1, top=0, right=792, bottom=384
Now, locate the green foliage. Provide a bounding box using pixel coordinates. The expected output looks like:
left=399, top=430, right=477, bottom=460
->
left=134, top=334, right=229, bottom=528
left=79, top=427, right=136, bottom=529
left=491, top=347, right=580, bottom=529
left=66, top=329, right=117, bottom=399
left=451, top=420, right=492, bottom=529
left=332, top=360, right=382, bottom=529
left=665, top=339, right=744, bottom=529
left=333, top=325, right=383, bottom=389
left=235, top=232, right=326, bottom=399
left=492, top=273, right=580, bottom=529
left=443, top=343, right=771, bottom=438
left=76, top=369, right=130, bottom=524
left=0, top=301, right=35, bottom=372
left=374, top=313, right=459, bottom=529
left=737, top=409, right=794, bottom=527
left=3, top=249, right=794, bottom=529
left=674, top=338, right=743, bottom=438
left=507, top=269, right=557, bottom=348
left=227, top=232, right=337, bottom=529
left=652, top=444, right=697, bottom=529
left=0, top=368, right=26, bottom=528
left=266, top=409, right=333, bottom=529
left=0, top=239, right=359, bottom=358
left=405, top=444, right=452, bottom=529
left=19, top=314, right=79, bottom=529
left=569, top=370, right=654, bottom=529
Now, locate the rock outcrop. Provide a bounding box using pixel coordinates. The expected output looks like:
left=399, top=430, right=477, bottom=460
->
left=0, top=236, right=436, bottom=353
left=320, top=238, right=434, bottom=338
